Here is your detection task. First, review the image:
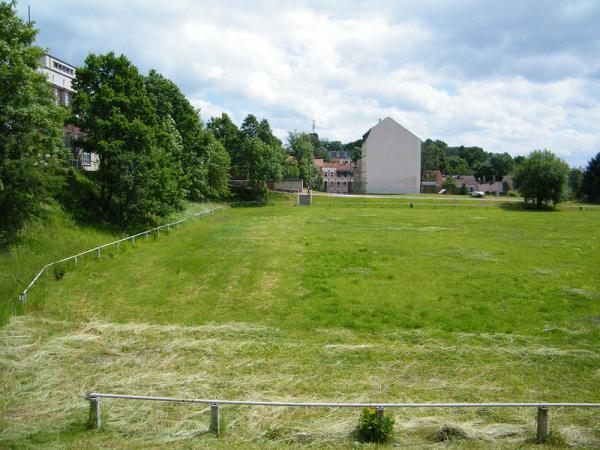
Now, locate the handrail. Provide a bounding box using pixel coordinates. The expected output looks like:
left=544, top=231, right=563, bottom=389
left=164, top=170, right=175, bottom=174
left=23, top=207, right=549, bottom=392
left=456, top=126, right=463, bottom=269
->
left=18, top=207, right=222, bottom=304
left=85, top=393, right=600, bottom=409
left=84, top=392, right=600, bottom=441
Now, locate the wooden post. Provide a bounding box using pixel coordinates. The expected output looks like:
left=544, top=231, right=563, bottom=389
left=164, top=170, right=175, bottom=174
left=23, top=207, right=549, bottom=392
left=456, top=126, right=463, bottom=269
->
left=536, top=407, right=548, bottom=443
left=19, top=292, right=26, bottom=304
left=97, top=248, right=101, bottom=259
left=75, top=256, right=78, bottom=266
left=116, top=242, right=120, bottom=254
left=210, top=403, right=220, bottom=436
left=132, top=236, right=135, bottom=245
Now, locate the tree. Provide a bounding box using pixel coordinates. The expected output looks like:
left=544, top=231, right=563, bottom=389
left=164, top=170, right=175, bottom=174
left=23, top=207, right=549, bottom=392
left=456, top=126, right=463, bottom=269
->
left=568, top=167, right=584, bottom=200
left=475, top=159, right=495, bottom=182
left=145, top=70, right=229, bottom=200
left=514, top=150, right=569, bottom=208
left=0, top=1, right=67, bottom=242
left=445, top=156, right=471, bottom=175
left=489, top=152, right=514, bottom=180
left=441, top=177, right=457, bottom=190
left=421, top=139, right=448, bottom=173
left=458, top=146, right=487, bottom=169
left=287, top=131, right=323, bottom=189
left=72, top=52, right=185, bottom=225
left=581, top=152, right=600, bottom=203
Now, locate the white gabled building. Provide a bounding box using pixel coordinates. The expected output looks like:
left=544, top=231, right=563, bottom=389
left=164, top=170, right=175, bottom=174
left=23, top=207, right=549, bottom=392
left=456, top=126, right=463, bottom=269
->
left=354, top=117, right=422, bottom=194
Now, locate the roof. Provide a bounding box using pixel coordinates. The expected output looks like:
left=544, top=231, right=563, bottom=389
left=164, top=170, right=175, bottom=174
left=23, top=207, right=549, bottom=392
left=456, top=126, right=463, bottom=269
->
left=362, top=117, right=422, bottom=143
left=313, top=159, right=353, bottom=170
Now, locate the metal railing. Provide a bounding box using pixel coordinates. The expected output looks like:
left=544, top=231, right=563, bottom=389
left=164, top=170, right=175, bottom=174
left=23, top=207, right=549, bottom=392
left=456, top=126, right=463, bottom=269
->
left=18, top=207, right=222, bottom=304
left=85, top=392, right=600, bottom=442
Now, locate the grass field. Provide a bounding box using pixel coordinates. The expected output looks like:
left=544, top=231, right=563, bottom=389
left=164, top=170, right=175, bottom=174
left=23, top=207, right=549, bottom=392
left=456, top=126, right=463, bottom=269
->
left=1, top=197, right=600, bottom=448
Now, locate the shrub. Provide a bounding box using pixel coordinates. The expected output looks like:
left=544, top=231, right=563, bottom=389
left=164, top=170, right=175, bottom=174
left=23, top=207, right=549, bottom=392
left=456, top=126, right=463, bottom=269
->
left=506, top=190, right=518, bottom=197
left=356, top=407, right=394, bottom=443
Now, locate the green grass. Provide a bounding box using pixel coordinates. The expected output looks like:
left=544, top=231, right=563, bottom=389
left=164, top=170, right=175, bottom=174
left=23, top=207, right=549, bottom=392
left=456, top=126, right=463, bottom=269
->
left=1, top=200, right=600, bottom=448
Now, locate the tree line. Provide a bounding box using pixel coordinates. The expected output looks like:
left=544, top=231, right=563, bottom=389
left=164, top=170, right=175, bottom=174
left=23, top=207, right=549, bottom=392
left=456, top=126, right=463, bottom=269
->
left=0, top=2, right=322, bottom=242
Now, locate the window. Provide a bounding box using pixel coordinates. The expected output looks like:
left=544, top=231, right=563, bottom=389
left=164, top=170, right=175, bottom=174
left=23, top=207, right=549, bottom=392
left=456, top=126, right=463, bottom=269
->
left=82, top=152, right=92, bottom=166
left=64, top=91, right=70, bottom=106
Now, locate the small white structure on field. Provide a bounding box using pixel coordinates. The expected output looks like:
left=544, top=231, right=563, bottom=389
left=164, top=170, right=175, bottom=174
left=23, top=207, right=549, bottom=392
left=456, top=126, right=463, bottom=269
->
left=354, top=117, right=422, bottom=194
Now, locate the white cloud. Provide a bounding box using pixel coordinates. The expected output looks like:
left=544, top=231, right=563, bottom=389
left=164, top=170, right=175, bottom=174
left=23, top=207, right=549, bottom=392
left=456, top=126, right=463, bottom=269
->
left=22, top=0, right=600, bottom=166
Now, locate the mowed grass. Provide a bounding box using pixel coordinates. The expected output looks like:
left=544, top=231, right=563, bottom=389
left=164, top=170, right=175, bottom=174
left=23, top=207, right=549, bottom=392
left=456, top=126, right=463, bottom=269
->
left=2, top=200, right=600, bottom=448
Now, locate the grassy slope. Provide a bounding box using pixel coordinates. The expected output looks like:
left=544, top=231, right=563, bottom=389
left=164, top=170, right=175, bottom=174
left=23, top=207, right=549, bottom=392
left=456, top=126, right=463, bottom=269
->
left=0, top=206, right=117, bottom=325
left=1, top=201, right=600, bottom=448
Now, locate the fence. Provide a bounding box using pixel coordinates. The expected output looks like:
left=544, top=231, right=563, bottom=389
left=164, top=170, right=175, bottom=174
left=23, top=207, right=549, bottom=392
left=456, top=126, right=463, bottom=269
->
left=18, top=207, right=222, bottom=304
left=85, top=392, right=600, bottom=442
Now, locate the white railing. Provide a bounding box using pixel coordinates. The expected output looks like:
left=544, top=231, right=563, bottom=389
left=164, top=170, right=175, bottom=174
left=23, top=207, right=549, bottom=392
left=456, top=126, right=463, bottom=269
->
left=85, top=392, right=600, bottom=442
left=18, top=207, right=222, bottom=304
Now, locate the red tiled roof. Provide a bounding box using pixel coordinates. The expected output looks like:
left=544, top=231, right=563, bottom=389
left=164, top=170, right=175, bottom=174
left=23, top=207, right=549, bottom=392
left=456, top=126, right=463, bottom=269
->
left=313, top=159, right=353, bottom=170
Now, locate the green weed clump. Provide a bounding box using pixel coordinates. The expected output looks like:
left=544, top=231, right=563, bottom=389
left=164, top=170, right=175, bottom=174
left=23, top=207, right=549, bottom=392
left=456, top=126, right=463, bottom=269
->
left=356, top=408, right=395, bottom=443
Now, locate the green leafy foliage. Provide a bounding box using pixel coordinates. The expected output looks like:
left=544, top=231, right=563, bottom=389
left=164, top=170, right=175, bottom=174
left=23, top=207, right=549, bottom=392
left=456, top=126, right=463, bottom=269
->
left=0, top=1, right=67, bottom=242
left=209, top=113, right=286, bottom=199
left=568, top=167, right=584, bottom=200
left=145, top=70, right=230, bottom=200
left=356, top=408, right=395, bottom=443
left=514, top=150, right=569, bottom=208
left=72, top=52, right=186, bottom=226
left=581, top=152, right=600, bottom=203
left=441, top=176, right=457, bottom=190
left=287, top=131, right=323, bottom=189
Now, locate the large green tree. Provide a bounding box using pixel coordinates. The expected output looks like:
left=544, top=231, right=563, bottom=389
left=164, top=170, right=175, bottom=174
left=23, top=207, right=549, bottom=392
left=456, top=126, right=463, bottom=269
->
left=0, top=1, right=67, bottom=242
left=514, top=150, right=569, bottom=208
left=581, top=152, right=600, bottom=203
left=287, top=131, right=323, bottom=189
left=209, top=114, right=286, bottom=196
left=145, top=70, right=229, bottom=199
left=72, top=52, right=185, bottom=225
left=421, top=139, right=448, bottom=173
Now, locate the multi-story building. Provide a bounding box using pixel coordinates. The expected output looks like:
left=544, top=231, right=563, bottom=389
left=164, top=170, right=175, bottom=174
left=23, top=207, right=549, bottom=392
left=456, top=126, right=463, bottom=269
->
left=37, top=54, right=99, bottom=171
left=354, top=117, right=421, bottom=194
left=314, top=159, right=353, bottom=193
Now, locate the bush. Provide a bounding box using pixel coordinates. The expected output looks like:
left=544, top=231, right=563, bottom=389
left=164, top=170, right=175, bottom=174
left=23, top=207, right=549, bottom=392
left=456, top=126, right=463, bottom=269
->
left=230, top=184, right=268, bottom=202
left=355, top=407, right=394, bottom=443
left=507, top=190, right=518, bottom=197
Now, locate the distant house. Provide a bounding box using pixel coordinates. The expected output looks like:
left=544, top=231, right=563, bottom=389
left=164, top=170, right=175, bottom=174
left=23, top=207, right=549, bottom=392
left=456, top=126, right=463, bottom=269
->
left=37, top=54, right=99, bottom=171
left=441, top=174, right=515, bottom=196
left=354, top=118, right=422, bottom=194
left=314, top=159, right=353, bottom=193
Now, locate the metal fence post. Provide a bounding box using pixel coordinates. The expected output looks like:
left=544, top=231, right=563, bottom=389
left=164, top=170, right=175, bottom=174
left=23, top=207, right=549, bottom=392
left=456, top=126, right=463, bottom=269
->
left=536, top=407, right=548, bottom=442
left=210, top=403, right=220, bottom=436
left=75, top=256, right=78, bottom=266
left=19, top=292, right=26, bottom=304
left=86, top=394, right=101, bottom=429
left=376, top=406, right=384, bottom=422
left=116, top=242, right=120, bottom=254
left=97, top=248, right=101, bottom=259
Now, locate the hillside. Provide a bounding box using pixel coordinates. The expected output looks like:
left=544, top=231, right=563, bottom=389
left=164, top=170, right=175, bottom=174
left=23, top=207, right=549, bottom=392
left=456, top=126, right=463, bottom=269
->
left=1, top=198, right=599, bottom=448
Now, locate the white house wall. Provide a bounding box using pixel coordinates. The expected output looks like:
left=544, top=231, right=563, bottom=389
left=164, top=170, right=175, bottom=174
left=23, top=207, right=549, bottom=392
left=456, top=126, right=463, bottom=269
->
left=358, top=118, right=421, bottom=194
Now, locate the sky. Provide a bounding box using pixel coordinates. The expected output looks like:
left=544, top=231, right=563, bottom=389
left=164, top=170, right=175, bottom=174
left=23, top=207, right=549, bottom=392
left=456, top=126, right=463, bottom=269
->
left=17, top=0, right=600, bottom=167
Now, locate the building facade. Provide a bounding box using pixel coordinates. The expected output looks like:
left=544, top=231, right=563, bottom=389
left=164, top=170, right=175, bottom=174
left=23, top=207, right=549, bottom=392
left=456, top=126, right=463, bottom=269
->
left=354, top=117, right=421, bottom=194
left=38, top=54, right=99, bottom=171
left=314, top=159, right=353, bottom=193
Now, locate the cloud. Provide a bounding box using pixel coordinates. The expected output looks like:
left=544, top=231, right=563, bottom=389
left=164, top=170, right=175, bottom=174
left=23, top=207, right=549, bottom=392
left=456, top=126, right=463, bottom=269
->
left=19, top=0, right=600, bottom=166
